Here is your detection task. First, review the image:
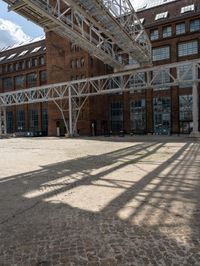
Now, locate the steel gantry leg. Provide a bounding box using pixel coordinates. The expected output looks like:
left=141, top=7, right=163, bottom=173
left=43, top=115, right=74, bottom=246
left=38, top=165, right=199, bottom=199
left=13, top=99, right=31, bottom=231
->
left=0, top=107, right=7, bottom=137
left=190, top=63, right=200, bottom=137
left=190, top=81, right=200, bottom=137
left=53, top=89, right=88, bottom=137
left=68, top=87, right=73, bottom=137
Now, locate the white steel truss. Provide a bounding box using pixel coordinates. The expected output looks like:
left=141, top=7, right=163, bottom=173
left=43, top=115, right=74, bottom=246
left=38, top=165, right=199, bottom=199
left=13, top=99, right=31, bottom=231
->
left=3, top=0, right=151, bottom=68
left=0, top=59, right=199, bottom=136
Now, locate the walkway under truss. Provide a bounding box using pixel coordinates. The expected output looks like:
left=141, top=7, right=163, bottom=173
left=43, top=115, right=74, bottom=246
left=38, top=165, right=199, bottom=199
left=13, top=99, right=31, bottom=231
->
left=3, top=0, right=151, bottom=69
left=0, top=59, right=200, bottom=137
left=65, top=0, right=151, bottom=64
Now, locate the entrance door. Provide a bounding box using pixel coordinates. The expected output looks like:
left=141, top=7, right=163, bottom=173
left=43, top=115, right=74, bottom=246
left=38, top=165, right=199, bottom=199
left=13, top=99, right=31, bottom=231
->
left=56, top=120, right=66, bottom=136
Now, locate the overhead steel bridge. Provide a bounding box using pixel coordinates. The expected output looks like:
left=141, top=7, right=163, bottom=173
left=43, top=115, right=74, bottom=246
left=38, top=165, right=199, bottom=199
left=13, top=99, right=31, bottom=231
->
left=0, top=59, right=200, bottom=137
left=3, top=0, right=151, bottom=69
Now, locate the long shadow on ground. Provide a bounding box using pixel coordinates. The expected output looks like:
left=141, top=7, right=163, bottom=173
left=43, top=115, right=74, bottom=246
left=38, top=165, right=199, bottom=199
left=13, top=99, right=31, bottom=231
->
left=0, top=139, right=200, bottom=265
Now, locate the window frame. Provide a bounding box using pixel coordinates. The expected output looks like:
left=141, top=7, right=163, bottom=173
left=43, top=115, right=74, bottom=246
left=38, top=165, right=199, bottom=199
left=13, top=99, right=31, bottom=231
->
left=178, top=40, right=198, bottom=57
left=162, top=25, right=172, bottom=38
left=152, top=46, right=170, bottom=61
left=150, top=29, right=159, bottom=41
left=190, top=19, right=200, bottom=32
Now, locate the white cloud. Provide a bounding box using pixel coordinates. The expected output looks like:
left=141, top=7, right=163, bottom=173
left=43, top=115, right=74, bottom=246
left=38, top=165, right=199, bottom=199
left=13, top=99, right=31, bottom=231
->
left=0, top=18, right=31, bottom=49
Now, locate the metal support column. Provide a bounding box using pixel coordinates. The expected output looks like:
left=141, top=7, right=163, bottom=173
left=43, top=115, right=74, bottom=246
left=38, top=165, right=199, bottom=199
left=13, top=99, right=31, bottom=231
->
left=0, top=108, right=2, bottom=136
left=190, top=63, right=200, bottom=137
left=0, top=107, right=7, bottom=136
left=68, top=87, right=73, bottom=137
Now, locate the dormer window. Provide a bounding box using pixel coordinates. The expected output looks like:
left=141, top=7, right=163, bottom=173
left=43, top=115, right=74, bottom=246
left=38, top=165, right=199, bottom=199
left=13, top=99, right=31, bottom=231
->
left=31, top=47, right=41, bottom=53
left=7, top=53, right=17, bottom=60
left=0, top=56, right=6, bottom=62
left=155, top=12, right=168, bottom=21
left=18, top=50, right=29, bottom=57
left=181, top=4, right=195, bottom=14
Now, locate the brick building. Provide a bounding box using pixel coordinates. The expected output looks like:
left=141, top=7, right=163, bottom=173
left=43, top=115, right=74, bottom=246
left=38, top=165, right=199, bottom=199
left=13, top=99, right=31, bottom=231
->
left=0, top=37, right=48, bottom=135
left=0, top=0, right=200, bottom=136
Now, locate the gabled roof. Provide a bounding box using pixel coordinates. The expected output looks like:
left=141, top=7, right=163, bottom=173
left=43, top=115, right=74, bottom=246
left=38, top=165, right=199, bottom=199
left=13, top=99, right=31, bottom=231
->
left=136, top=0, right=177, bottom=11
left=0, top=36, right=45, bottom=52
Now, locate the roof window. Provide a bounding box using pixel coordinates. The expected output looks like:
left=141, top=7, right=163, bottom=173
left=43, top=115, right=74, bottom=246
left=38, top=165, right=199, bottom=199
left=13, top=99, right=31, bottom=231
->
left=0, top=56, right=6, bottom=62
left=31, top=46, right=41, bottom=53
left=18, top=50, right=29, bottom=57
left=181, top=4, right=195, bottom=14
left=155, top=11, right=168, bottom=20
left=7, top=53, right=17, bottom=60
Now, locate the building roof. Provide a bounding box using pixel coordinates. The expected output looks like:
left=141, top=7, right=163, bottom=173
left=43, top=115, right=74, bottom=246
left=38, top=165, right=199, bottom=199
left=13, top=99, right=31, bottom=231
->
left=136, top=0, right=177, bottom=11
left=0, top=36, right=46, bottom=64
left=136, top=0, right=200, bottom=26
left=0, top=35, right=45, bottom=53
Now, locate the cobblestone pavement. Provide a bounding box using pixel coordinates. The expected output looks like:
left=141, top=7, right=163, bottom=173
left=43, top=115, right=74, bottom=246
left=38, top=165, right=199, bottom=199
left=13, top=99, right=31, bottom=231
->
left=0, top=136, right=200, bottom=266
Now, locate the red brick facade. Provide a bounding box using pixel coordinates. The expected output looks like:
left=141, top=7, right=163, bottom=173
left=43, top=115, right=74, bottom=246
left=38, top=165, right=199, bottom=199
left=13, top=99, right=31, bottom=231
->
left=0, top=0, right=199, bottom=136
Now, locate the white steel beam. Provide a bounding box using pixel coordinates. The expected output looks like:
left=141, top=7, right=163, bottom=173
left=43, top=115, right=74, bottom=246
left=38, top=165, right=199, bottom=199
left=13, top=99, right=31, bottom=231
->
left=64, top=0, right=151, bottom=64
left=0, top=59, right=199, bottom=107
left=68, top=87, right=73, bottom=137
left=0, top=59, right=199, bottom=136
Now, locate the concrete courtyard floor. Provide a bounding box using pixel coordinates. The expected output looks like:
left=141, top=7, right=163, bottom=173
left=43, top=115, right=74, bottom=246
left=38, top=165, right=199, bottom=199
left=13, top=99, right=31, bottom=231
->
left=0, top=136, right=200, bottom=266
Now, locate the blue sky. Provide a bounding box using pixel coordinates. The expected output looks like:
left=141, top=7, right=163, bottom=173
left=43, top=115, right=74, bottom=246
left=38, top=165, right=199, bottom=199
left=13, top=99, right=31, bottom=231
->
left=0, top=0, right=144, bottom=49
left=0, top=1, right=43, bottom=37
left=0, top=1, right=44, bottom=49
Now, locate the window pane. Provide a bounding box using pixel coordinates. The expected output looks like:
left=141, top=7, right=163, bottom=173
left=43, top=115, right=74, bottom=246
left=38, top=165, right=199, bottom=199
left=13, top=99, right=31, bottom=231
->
left=15, top=76, right=25, bottom=90
left=150, top=29, right=159, bottom=40
left=130, top=99, right=146, bottom=133
left=181, top=4, right=194, bottom=14
left=153, top=97, right=171, bottom=135
left=163, top=26, right=172, bottom=38
left=39, top=56, right=45, bottom=65
left=16, top=110, right=25, bottom=131
left=178, top=65, right=193, bottom=88
left=176, top=23, right=185, bottom=35
left=178, top=41, right=198, bottom=57
left=190, top=19, right=200, bottom=32
left=3, top=78, right=13, bottom=92
left=152, top=70, right=170, bottom=88
left=128, top=72, right=145, bottom=90
left=6, top=111, right=13, bottom=133
left=40, top=71, right=47, bottom=85
left=29, top=110, right=38, bottom=131
left=27, top=73, right=37, bottom=87
left=42, top=109, right=48, bottom=134
left=110, top=102, right=123, bottom=133
left=179, top=95, right=192, bottom=121
left=152, top=46, right=170, bottom=61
